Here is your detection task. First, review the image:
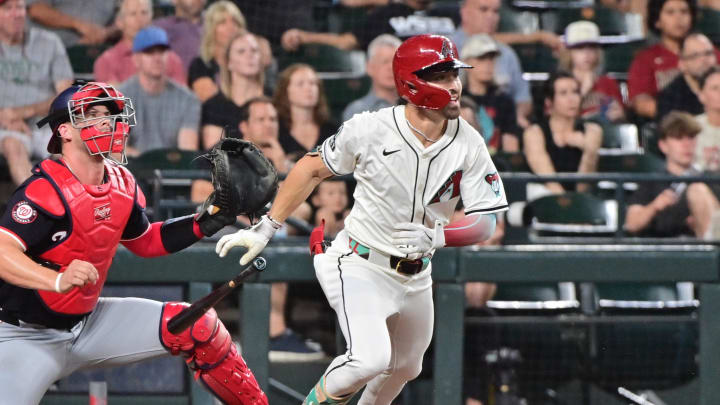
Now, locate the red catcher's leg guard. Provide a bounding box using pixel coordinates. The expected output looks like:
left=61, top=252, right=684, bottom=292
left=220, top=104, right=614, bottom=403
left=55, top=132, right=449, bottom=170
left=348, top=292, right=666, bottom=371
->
left=160, top=302, right=268, bottom=405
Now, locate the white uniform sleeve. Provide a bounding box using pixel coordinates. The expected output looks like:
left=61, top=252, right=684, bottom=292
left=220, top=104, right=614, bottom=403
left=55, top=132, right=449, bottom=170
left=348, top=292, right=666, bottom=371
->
left=319, top=116, right=362, bottom=176
left=461, top=141, right=508, bottom=215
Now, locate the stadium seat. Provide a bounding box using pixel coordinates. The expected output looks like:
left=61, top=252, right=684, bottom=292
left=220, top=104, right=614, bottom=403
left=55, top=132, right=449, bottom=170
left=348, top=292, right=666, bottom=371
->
left=322, top=75, right=372, bottom=122
left=697, top=7, right=720, bottom=44
left=597, top=153, right=665, bottom=173
left=66, top=44, right=109, bottom=75
left=126, top=148, right=204, bottom=220
left=466, top=282, right=581, bottom=402
left=588, top=282, right=698, bottom=390
left=604, top=40, right=647, bottom=74
left=540, top=6, right=628, bottom=35
left=492, top=151, right=530, bottom=172
left=499, top=6, right=540, bottom=34
left=277, top=44, right=364, bottom=74
left=598, top=123, right=640, bottom=154
left=511, top=44, right=558, bottom=73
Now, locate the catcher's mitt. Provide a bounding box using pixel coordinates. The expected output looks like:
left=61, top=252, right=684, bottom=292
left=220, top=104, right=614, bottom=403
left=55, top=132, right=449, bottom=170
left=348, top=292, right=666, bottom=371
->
left=196, top=138, right=278, bottom=236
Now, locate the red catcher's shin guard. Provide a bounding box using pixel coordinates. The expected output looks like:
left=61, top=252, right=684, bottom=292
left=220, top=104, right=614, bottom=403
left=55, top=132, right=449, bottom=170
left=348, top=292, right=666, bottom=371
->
left=160, top=302, right=268, bottom=405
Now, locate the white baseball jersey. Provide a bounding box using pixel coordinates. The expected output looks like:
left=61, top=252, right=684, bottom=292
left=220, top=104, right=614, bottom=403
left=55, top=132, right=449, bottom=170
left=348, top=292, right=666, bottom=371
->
left=319, top=105, right=508, bottom=257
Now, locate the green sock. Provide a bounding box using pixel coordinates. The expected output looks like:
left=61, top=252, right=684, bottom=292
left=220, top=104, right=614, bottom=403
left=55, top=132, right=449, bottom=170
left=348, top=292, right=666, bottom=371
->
left=303, top=375, right=356, bottom=405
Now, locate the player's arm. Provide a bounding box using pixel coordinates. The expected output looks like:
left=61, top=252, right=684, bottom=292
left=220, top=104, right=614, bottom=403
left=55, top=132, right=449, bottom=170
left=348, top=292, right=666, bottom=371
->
left=444, top=213, right=497, bottom=246
left=216, top=154, right=334, bottom=264
left=268, top=154, right=334, bottom=222
left=121, top=186, right=205, bottom=257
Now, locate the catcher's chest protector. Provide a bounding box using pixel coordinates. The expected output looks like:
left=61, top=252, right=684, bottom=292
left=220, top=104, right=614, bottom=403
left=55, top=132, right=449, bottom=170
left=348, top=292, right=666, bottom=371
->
left=36, top=160, right=135, bottom=315
left=160, top=302, right=269, bottom=405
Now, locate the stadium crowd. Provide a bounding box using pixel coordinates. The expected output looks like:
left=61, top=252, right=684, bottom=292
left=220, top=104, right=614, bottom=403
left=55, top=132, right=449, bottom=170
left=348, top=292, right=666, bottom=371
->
left=4, top=0, right=720, bottom=403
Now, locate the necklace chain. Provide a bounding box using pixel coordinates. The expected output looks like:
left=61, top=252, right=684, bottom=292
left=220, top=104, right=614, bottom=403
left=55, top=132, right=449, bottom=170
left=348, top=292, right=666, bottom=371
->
left=405, top=118, right=438, bottom=144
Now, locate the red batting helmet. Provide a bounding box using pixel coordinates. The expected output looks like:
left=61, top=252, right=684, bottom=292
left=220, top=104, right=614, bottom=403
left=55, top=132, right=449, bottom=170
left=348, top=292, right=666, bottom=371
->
left=38, top=81, right=135, bottom=164
left=393, top=34, right=471, bottom=110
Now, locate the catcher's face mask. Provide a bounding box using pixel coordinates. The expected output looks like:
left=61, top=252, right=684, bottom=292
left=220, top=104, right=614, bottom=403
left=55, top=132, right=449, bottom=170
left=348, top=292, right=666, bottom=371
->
left=68, top=82, right=136, bottom=164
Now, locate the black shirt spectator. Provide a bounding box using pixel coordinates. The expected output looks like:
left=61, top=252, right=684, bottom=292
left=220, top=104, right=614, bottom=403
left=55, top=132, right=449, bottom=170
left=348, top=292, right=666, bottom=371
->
left=188, top=57, right=219, bottom=90
left=278, top=120, right=338, bottom=161
left=657, top=74, right=705, bottom=121
left=626, top=170, right=695, bottom=237
left=201, top=93, right=242, bottom=140
left=467, top=87, right=519, bottom=152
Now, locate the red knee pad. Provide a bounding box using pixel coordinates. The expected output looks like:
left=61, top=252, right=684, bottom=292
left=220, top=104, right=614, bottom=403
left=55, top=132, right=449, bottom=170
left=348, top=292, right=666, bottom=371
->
left=160, top=302, right=268, bottom=405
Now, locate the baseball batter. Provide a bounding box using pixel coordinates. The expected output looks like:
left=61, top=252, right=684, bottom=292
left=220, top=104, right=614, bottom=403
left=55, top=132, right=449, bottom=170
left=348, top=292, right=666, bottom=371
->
left=216, top=34, right=508, bottom=405
left=0, top=81, right=267, bottom=405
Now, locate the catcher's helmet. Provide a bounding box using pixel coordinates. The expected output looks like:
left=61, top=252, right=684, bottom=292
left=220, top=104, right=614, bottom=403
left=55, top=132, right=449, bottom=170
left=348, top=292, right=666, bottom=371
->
left=37, top=81, right=135, bottom=164
left=392, top=34, right=471, bottom=110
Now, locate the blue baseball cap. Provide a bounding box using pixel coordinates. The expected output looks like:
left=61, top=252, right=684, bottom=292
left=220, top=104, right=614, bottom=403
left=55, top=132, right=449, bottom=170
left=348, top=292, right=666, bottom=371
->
left=132, top=26, right=170, bottom=53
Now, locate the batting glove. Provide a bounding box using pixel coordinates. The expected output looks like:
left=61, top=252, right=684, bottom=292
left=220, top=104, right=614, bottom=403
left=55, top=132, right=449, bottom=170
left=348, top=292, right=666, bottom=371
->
left=391, top=221, right=445, bottom=258
left=216, top=215, right=282, bottom=265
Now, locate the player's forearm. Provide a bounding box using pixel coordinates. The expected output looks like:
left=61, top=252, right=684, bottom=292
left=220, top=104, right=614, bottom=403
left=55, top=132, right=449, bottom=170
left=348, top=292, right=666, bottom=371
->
left=28, top=3, right=82, bottom=30
left=268, top=156, right=331, bottom=222
left=122, top=215, right=204, bottom=257
left=444, top=213, right=497, bottom=247
left=0, top=243, right=57, bottom=291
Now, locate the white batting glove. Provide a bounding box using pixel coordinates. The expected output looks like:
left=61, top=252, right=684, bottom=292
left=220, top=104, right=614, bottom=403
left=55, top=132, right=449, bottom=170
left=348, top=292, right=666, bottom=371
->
left=391, top=221, right=445, bottom=258
left=216, top=215, right=282, bottom=265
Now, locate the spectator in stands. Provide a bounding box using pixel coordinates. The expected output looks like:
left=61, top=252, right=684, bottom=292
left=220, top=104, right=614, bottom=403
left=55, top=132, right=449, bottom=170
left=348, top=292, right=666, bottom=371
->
left=94, top=0, right=186, bottom=87
left=342, top=34, right=401, bottom=122
left=280, top=0, right=455, bottom=52
left=627, top=0, right=701, bottom=118
left=461, top=34, right=521, bottom=153
left=26, top=0, right=118, bottom=46
left=0, top=0, right=73, bottom=185
left=625, top=111, right=720, bottom=238
left=119, top=27, right=200, bottom=156
left=449, top=0, right=536, bottom=128
left=154, top=0, right=206, bottom=71
left=201, top=32, right=265, bottom=149
left=523, top=72, right=603, bottom=195
left=238, top=96, right=289, bottom=174
left=273, top=63, right=338, bottom=162
left=559, top=21, right=625, bottom=123
left=189, top=1, right=246, bottom=102
left=657, top=33, right=719, bottom=120
left=695, top=66, right=720, bottom=171
left=311, top=179, right=350, bottom=239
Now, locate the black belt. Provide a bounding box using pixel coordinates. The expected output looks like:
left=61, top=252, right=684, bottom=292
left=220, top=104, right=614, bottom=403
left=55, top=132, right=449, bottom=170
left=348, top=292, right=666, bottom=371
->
left=349, top=237, right=429, bottom=276
left=0, top=310, right=19, bottom=326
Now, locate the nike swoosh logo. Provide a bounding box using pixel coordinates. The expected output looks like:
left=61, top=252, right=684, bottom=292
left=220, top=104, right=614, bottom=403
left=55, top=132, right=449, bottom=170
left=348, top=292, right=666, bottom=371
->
left=383, top=149, right=400, bottom=156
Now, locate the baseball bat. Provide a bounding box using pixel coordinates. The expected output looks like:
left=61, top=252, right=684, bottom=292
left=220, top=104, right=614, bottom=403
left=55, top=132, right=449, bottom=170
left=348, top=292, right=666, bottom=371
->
left=167, top=256, right=267, bottom=335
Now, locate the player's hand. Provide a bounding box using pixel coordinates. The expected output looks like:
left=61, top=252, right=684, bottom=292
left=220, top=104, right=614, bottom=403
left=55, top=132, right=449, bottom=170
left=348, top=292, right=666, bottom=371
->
left=58, top=259, right=99, bottom=293
left=216, top=215, right=282, bottom=265
left=391, top=221, right=445, bottom=258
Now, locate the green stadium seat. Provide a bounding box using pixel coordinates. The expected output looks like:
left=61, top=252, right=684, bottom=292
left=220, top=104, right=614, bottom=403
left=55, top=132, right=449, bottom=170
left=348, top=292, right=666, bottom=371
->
left=697, top=7, right=720, bottom=44
left=499, top=6, right=540, bottom=34
left=589, top=282, right=698, bottom=390
left=540, top=6, right=627, bottom=35
left=322, top=76, right=372, bottom=122
left=466, top=282, right=580, bottom=401
left=511, top=44, right=558, bottom=73
left=604, top=40, right=647, bottom=74
left=598, top=123, right=640, bottom=153
left=492, top=151, right=530, bottom=172
left=66, top=44, right=109, bottom=75
left=523, top=192, right=616, bottom=237
left=277, top=44, right=364, bottom=74
left=597, top=153, right=665, bottom=172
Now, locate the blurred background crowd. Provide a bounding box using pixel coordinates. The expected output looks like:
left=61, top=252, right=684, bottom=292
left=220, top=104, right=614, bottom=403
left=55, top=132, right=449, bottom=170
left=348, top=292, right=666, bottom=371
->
left=4, top=0, right=720, bottom=403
